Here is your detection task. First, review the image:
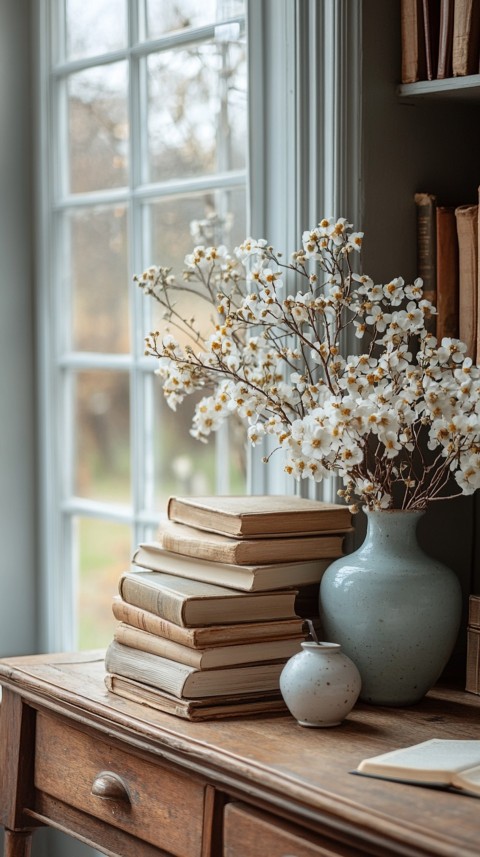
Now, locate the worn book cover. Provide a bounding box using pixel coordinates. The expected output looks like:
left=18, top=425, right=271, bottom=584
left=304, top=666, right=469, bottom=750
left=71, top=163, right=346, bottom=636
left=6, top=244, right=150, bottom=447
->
left=105, top=640, right=286, bottom=699
left=452, top=0, right=480, bottom=75
left=455, top=203, right=478, bottom=361
left=112, top=596, right=306, bottom=647
left=160, top=520, right=347, bottom=566
left=167, top=494, right=352, bottom=538
left=133, top=541, right=330, bottom=592
left=436, top=206, right=459, bottom=341
left=114, top=622, right=304, bottom=669
left=437, top=0, right=455, bottom=78
left=118, top=570, right=299, bottom=627
left=401, top=0, right=427, bottom=82
left=415, top=192, right=437, bottom=333
left=105, top=673, right=287, bottom=721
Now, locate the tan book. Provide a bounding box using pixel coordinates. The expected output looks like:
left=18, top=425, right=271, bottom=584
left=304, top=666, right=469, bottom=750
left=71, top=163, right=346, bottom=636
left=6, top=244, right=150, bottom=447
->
left=112, top=596, right=306, bottom=647
left=105, top=640, right=285, bottom=699
left=356, top=739, right=480, bottom=796
left=160, top=520, right=347, bottom=566
left=114, top=623, right=304, bottom=669
left=466, top=627, right=480, bottom=694
left=401, top=0, right=427, bottom=83
left=455, top=203, right=478, bottom=360
left=437, top=0, right=455, bottom=78
left=118, top=571, right=299, bottom=627
left=452, top=0, right=480, bottom=76
left=469, top=593, right=480, bottom=629
left=166, top=495, right=352, bottom=538
left=436, top=206, right=459, bottom=341
left=133, top=542, right=330, bottom=592
left=105, top=674, right=287, bottom=721
left=415, top=192, right=437, bottom=333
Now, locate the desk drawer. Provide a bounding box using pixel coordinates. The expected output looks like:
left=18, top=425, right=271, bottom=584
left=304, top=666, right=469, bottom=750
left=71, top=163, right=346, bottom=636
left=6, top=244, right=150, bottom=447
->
left=224, top=803, right=364, bottom=857
left=34, top=712, right=205, bottom=857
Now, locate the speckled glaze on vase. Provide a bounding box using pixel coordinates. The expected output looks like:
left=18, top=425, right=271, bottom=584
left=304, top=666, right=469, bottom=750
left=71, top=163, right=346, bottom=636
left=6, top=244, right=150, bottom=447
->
left=319, top=510, right=462, bottom=706
left=279, top=641, right=362, bottom=727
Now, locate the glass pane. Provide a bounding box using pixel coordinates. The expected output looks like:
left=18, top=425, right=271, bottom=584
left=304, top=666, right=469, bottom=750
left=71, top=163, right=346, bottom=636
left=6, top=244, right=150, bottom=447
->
left=146, top=0, right=245, bottom=39
left=146, top=38, right=246, bottom=183
left=145, top=186, right=246, bottom=332
left=74, top=517, right=131, bottom=649
left=67, top=205, right=130, bottom=353
left=68, top=62, right=129, bottom=193
left=73, top=371, right=130, bottom=503
left=65, top=0, right=127, bottom=61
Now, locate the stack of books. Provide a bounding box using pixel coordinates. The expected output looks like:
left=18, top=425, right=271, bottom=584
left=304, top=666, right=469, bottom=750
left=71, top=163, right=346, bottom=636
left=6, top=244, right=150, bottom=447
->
left=104, top=495, right=352, bottom=720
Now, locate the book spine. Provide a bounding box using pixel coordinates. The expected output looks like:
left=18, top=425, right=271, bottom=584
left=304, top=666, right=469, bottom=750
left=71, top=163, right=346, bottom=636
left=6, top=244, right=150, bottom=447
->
left=114, top=623, right=203, bottom=668
left=466, top=627, right=480, bottom=694
left=437, top=0, right=455, bottom=78
left=468, top=594, right=480, bottom=629
left=105, top=641, right=193, bottom=697
left=415, top=193, right=437, bottom=333
left=119, top=576, right=186, bottom=626
left=436, top=206, right=459, bottom=341
left=455, top=204, right=478, bottom=361
left=401, top=0, right=427, bottom=83
left=112, top=597, right=201, bottom=646
left=161, top=529, right=238, bottom=564
left=452, top=0, right=480, bottom=76
left=423, top=0, right=440, bottom=80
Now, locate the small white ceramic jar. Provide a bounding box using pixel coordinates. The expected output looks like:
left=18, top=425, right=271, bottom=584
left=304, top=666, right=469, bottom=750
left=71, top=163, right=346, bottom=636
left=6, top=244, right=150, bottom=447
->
left=279, top=641, right=361, bottom=727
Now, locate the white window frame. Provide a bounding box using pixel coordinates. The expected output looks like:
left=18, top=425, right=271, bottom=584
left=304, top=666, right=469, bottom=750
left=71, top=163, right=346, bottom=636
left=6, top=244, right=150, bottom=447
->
left=34, top=0, right=362, bottom=652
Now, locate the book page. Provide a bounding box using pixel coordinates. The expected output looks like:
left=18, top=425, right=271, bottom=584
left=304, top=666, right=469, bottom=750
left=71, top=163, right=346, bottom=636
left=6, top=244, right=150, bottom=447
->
left=357, top=740, right=480, bottom=784
left=454, top=764, right=480, bottom=796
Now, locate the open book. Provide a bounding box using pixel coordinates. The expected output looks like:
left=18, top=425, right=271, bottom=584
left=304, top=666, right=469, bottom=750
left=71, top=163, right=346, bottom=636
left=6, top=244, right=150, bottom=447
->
left=356, top=739, right=480, bottom=797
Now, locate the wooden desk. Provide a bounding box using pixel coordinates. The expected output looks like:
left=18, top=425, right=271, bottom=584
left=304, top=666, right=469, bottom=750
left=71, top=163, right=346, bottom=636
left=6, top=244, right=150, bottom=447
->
left=0, top=652, right=479, bottom=857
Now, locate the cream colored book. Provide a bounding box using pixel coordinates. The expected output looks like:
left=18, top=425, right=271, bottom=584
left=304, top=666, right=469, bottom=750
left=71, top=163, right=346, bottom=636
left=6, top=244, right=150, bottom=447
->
left=112, top=596, right=306, bottom=648
left=114, top=622, right=304, bottom=669
left=133, top=542, right=330, bottom=592
left=167, top=494, right=352, bottom=538
left=105, top=674, right=287, bottom=721
left=160, top=521, right=347, bottom=566
left=356, top=739, right=480, bottom=796
left=105, top=641, right=285, bottom=699
left=118, top=571, right=299, bottom=627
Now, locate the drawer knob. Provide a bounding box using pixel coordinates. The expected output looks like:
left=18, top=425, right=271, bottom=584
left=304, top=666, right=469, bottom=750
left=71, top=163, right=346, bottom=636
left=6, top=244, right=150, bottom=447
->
left=91, top=771, right=131, bottom=803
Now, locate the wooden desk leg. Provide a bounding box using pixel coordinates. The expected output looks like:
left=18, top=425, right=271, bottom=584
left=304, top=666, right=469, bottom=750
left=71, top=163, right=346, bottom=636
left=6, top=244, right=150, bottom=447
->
left=4, top=830, right=32, bottom=857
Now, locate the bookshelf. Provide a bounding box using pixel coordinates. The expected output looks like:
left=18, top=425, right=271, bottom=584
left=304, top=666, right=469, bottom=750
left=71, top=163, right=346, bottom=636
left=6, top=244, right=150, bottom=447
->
left=359, top=2, right=480, bottom=680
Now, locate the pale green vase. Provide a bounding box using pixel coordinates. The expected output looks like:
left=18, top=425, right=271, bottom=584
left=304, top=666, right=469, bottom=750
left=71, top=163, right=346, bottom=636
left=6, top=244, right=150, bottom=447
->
left=319, top=510, right=462, bottom=706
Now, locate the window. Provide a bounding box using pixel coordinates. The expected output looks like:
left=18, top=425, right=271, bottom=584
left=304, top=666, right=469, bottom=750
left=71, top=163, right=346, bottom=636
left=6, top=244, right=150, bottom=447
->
left=35, top=0, right=362, bottom=654
left=37, top=0, right=247, bottom=651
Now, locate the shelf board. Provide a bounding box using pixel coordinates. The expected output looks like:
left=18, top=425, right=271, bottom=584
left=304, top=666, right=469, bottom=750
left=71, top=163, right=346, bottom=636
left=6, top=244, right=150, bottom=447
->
left=397, top=74, right=480, bottom=102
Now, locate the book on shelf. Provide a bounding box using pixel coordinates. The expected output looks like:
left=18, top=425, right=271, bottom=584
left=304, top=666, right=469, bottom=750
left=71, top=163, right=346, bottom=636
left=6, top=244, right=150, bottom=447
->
left=113, top=622, right=304, bottom=669
left=401, top=0, right=427, bottom=82
left=160, top=520, right=348, bottom=566
left=104, top=674, right=287, bottom=721
left=436, top=205, right=459, bottom=341
left=112, top=596, right=306, bottom=648
left=455, top=203, right=478, bottom=361
left=437, top=0, right=455, bottom=78
left=105, top=640, right=286, bottom=699
left=355, top=739, right=480, bottom=797
left=422, top=0, right=440, bottom=80
left=166, top=495, right=352, bottom=539
left=118, top=570, right=299, bottom=627
left=133, top=542, right=331, bottom=592
left=466, top=594, right=480, bottom=695
left=452, top=0, right=480, bottom=76
left=415, top=192, right=437, bottom=332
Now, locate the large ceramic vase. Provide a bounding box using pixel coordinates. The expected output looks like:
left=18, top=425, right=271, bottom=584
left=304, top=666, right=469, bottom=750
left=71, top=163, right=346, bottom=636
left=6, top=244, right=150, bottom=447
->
left=319, top=510, right=462, bottom=706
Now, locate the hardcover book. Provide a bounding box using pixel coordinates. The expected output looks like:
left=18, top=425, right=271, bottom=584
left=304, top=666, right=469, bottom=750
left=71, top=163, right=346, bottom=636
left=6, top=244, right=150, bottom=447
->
left=356, top=739, right=480, bottom=796
left=133, top=542, right=331, bottom=592
left=105, top=640, right=286, bottom=699
left=118, top=571, right=299, bottom=627
left=415, top=192, right=437, bottom=333
left=160, top=520, right=347, bottom=566
left=114, top=623, right=303, bottom=669
left=436, top=206, right=459, bottom=341
left=437, top=0, right=455, bottom=78
left=166, top=494, right=352, bottom=538
left=401, top=0, right=427, bottom=82
left=112, top=596, right=306, bottom=648
left=104, top=674, right=288, bottom=721
left=455, top=203, right=478, bottom=361
left=452, top=0, right=480, bottom=76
